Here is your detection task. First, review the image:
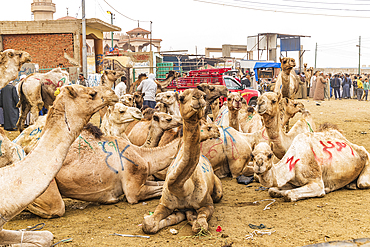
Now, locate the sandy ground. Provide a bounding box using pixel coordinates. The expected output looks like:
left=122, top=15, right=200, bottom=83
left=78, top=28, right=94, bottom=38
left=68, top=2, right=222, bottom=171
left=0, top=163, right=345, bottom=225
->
left=3, top=98, right=370, bottom=247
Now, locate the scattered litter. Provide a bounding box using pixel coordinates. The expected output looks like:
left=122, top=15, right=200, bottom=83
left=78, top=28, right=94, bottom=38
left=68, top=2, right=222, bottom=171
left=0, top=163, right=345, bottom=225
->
left=361, top=132, right=367, bottom=134
left=169, top=228, right=178, bottom=235
left=216, top=226, right=222, bottom=232
left=245, top=230, right=276, bottom=240
left=248, top=224, right=272, bottom=230
left=253, top=199, right=276, bottom=210
left=317, top=203, right=328, bottom=208
left=142, top=202, right=148, bottom=205
left=51, top=238, right=73, bottom=246
left=111, top=233, right=150, bottom=239
left=21, top=223, right=45, bottom=231
left=137, top=224, right=142, bottom=227
left=316, top=102, right=321, bottom=106
left=255, top=186, right=268, bottom=191
left=108, top=216, right=111, bottom=219
left=149, top=211, right=154, bottom=215
left=221, top=233, right=229, bottom=238
left=236, top=175, right=254, bottom=185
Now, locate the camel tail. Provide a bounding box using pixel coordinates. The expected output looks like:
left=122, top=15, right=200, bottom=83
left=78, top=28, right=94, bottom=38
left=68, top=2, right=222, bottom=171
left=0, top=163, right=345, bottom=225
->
left=16, top=79, right=26, bottom=108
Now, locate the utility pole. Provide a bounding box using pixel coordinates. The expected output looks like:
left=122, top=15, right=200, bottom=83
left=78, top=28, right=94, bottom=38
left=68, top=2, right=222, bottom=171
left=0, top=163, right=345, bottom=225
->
left=107, top=11, right=114, bottom=49
left=357, top=36, right=361, bottom=75
left=82, top=0, right=87, bottom=78
left=314, top=42, right=317, bottom=69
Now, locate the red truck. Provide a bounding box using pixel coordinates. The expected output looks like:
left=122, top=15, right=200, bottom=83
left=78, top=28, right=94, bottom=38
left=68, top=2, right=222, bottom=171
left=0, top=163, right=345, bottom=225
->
left=166, top=68, right=259, bottom=106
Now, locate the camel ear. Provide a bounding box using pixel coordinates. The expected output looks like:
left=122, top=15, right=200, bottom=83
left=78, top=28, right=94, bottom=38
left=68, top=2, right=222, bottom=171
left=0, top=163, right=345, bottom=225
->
left=285, top=98, right=289, bottom=103
left=0, top=52, right=4, bottom=63
left=277, top=93, right=282, bottom=102
left=279, top=57, right=283, bottom=63
left=179, top=95, right=186, bottom=103
left=153, top=113, right=160, bottom=122
left=65, top=86, right=78, bottom=98
left=104, top=70, right=109, bottom=75
left=175, top=92, right=178, bottom=101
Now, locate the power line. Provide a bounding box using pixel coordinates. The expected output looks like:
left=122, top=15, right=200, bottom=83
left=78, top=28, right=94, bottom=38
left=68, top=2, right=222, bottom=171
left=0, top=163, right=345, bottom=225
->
left=194, top=0, right=370, bottom=18
left=230, top=0, right=370, bottom=11
left=280, top=0, right=370, bottom=6
left=103, top=0, right=150, bottom=22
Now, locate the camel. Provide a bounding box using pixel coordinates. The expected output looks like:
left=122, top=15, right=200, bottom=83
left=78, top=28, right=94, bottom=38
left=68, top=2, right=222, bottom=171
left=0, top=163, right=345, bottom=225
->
left=133, top=91, right=145, bottom=109
left=128, top=73, right=147, bottom=94
left=101, top=102, right=143, bottom=137
left=0, top=84, right=118, bottom=246
left=155, top=71, right=180, bottom=92
left=252, top=124, right=370, bottom=202
left=0, top=128, right=25, bottom=168
left=257, top=92, right=315, bottom=159
left=214, top=92, right=242, bottom=130
left=197, top=83, right=229, bottom=119
left=16, top=68, right=70, bottom=131
left=155, top=102, right=168, bottom=113
left=240, top=106, right=263, bottom=133
left=98, top=70, right=126, bottom=119
left=120, top=94, right=134, bottom=107
left=155, top=91, right=180, bottom=116
left=274, top=57, right=301, bottom=99
left=210, top=98, right=220, bottom=121
left=142, top=89, right=223, bottom=234
left=0, top=49, right=32, bottom=89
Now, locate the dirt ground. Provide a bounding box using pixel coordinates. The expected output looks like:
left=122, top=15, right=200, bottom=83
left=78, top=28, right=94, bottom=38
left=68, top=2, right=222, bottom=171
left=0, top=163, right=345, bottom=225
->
left=4, top=98, right=370, bottom=247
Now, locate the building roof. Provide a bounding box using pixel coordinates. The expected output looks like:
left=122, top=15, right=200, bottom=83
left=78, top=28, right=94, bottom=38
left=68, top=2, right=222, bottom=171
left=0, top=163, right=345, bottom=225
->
left=57, top=16, right=77, bottom=20
left=126, top=27, right=151, bottom=34
left=86, top=18, right=121, bottom=32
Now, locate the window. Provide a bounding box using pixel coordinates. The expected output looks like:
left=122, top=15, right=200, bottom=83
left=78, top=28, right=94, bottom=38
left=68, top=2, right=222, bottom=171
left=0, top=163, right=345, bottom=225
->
left=224, top=77, right=242, bottom=90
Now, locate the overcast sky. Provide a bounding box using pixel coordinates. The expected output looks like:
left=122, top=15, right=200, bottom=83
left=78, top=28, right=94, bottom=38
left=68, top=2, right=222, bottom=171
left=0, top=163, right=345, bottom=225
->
left=2, top=0, right=370, bottom=68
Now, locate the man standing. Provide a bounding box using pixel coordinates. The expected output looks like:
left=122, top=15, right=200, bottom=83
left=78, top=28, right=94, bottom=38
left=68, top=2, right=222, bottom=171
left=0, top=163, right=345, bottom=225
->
left=0, top=81, right=19, bottom=131
left=137, top=73, right=157, bottom=108
left=357, top=76, right=364, bottom=101
left=115, top=76, right=127, bottom=99
left=241, top=73, right=251, bottom=88
left=78, top=74, right=88, bottom=86
left=332, top=74, right=341, bottom=100
left=342, top=74, right=352, bottom=99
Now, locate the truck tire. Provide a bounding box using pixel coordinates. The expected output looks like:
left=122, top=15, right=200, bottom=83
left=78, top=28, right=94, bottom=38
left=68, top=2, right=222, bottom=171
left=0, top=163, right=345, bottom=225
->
left=248, top=99, right=257, bottom=107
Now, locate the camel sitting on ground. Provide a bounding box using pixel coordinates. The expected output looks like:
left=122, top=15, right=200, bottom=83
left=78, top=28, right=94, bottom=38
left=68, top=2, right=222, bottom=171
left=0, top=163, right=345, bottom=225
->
left=274, top=57, right=301, bottom=99
left=252, top=123, right=370, bottom=202
left=0, top=85, right=118, bottom=246
left=101, top=102, right=143, bottom=137
left=155, top=91, right=180, bottom=116
left=0, top=49, right=32, bottom=89
left=128, top=73, right=147, bottom=94
left=0, top=129, right=25, bottom=168
left=16, top=68, right=70, bottom=131
left=257, top=92, right=315, bottom=159
left=142, top=89, right=223, bottom=234
left=214, top=92, right=243, bottom=130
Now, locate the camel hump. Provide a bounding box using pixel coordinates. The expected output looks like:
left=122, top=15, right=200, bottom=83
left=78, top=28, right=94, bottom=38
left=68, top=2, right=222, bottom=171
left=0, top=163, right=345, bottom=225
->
left=83, top=123, right=104, bottom=139
left=316, top=122, right=342, bottom=133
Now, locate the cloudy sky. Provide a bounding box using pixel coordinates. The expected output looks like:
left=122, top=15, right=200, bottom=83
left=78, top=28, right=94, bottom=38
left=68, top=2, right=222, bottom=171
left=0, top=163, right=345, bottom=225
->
left=2, top=0, right=370, bottom=68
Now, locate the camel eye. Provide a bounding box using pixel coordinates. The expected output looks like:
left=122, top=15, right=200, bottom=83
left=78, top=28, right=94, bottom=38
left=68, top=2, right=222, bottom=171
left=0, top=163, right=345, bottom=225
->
left=272, top=100, right=277, bottom=104
left=294, top=104, right=297, bottom=107
left=166, top=118, right=172, bottom=122
left=267, top=153, right=273, bottom=159
left=89, top=92, right=97, bottom=99
left=119, top=110, right=126, bottom=114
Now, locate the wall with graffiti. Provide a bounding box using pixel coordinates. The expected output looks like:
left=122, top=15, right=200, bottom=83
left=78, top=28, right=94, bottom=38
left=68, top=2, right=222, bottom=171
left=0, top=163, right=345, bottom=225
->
left=14, top=63, right=38, bottom=85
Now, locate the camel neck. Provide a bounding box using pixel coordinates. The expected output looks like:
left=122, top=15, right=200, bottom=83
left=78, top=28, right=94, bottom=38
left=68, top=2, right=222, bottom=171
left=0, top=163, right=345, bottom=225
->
left=281, top=70, right=291, bottom=98
left=0, top=107, right=85, bottom=222
left=142, top=126, right=165, bottom=148
left=167, top=118, right=200, bottom=191
left=258, top=166, right=277, bottom=188
left=263, top=113, right=281, bottom=141
left=229, top=109, right=239, bottom=130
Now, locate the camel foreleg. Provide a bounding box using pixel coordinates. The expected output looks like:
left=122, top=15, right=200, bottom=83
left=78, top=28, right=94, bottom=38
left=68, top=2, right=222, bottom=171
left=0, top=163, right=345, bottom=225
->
left=142, top=204, right=186, bottom=234
left=125, top=184, right=163, bottom=204
left=211, top=175, right=223, bottom=203
left=356, top=148, right=370, bottom=189
left=30, top=102, right=43, bottom=125
left=0, top=229, right=53, bottom=247
left=191, top=205, right=214, bottom=233
left=276, top=179, right=325, bottom=202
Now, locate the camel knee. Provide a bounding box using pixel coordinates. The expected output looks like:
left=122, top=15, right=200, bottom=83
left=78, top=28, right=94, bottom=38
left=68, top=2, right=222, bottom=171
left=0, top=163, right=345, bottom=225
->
left=268, top=187, right=284, bottom=198
left=192, top=216, right=209, bottom=233
left=142, top=215, right=159, bottom=234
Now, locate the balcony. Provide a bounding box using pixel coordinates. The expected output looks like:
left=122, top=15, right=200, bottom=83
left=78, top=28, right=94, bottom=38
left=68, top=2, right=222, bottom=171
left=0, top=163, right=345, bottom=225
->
left=31, top=2, right=56, bottom=13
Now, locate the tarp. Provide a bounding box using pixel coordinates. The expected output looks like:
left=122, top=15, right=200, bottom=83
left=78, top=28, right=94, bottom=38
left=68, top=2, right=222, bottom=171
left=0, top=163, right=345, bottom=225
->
left=253, top=62, right=281, bottom=82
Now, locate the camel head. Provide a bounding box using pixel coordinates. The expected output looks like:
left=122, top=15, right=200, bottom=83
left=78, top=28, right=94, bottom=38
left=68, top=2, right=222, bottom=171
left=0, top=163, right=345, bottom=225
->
left=107, top=102, right=143, bottom=125
left=152, top=112, right=182, bottom=131
left=0, top=129, right=25, bottom=168
left=155, top=102, right=168, bottom=113
left=101, top=70, right=125, bottom=88
left=197, top=83, right=229, bottom=103
left=133, top=91, right=145, bottom=109
left=138, top=73, right=148, bottom=81
left=200, top=121, right=220, bottom=142
left=251, top=142, right=274, bottom=175
left=227, top=92, right=242, bottom=111
left=257, top=92, right=282, bottom=116
left=279, top=57, right=296, bottom=73
left=166, top=71, right=180, bottom=80
left=0, top=49, right=32, bottom=89
left=179, top=89, right=206, bottom=120
left=282, top=98, right=305, bottom=116
left=120, top=94, right=134, bottom=107
left=304, top=63, right=307, bottom=69
left=155, top=91, right=178, bottom=106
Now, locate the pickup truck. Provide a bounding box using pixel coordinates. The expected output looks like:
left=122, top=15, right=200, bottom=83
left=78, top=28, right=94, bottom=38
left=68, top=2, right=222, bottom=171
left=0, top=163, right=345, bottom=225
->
left=166, top=68, right=259, bottom=106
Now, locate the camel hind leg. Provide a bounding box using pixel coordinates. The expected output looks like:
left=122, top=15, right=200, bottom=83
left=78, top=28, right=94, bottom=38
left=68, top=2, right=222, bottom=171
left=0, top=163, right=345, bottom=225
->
left=0, top=229, right=53, bottom=247
left=211, top=175, right=223, bottom=203
left=356, top=147, right=370, bottom=189
left=17, top=101, right=31, bottom=132
left=142, top=204, right=186, bottom=234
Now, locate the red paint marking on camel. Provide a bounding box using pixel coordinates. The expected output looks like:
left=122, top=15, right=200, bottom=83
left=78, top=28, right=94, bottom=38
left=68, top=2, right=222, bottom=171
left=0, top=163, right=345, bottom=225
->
left=286, top=156, right=300, bottom=171
left=203, top=138, right=223, bottom=159
left=262, top=128, right=268, bottom=140
left=43, top=79, right=55, bottom=86
left=320, top=141, right=335, bottom=161
left=229, top=136, right=240, bottom=160
left=35, top=78, right=40, bottom=80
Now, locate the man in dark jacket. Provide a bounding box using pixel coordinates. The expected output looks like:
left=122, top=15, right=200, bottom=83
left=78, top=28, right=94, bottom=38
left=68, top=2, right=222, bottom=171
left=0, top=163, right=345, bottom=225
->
left=332, top=74, right=341, bottom=100
left=241, top=74, right=251, bottom=88
left=0, top=81, right=19, bottom=130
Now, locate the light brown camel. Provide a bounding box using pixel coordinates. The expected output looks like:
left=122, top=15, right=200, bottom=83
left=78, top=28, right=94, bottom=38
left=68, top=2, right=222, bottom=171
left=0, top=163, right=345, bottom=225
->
left=252, top=123, right=370, bottom=202
left=214, top=92, right=243, bottom=130
left=133, top=91, right=145, bottom=109
left=257, top=92, right=315, bottom=159
left=120, top=94, right=134, bottom=107
left=155, top=91, right=180, bottom=116
left=155, top=102, right=168, bottom=113
left=98, top=70, right=126, bottom=119
left=240, top=106, right=263, bottom=133
left=142, top=89, right=223, bottom=234
left=197, top=83, right=229, bottom=119
left=128, top=73, right=147, bottom=94
left=0, top=128, right=25, bottom=168
left=16, top=68, right=70, bottom=131
left=101, top=102, right=143, bottom=137
left=0, top=84, right=118, bottom=246
left=274, top=57, right=301, bottom=99
left=0, top=49, right=31, bottom=89
left=210, top=98, right=220, bottom=121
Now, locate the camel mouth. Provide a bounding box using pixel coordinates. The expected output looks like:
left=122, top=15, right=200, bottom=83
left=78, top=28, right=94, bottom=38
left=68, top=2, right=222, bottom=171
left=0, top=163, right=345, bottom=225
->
left=257, top=108, right=266, bottom=115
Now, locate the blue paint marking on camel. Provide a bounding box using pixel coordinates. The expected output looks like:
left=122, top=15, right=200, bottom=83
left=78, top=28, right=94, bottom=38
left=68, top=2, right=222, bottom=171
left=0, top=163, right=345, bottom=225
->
left=30, top=128, right=42, bottom=136
left=100, top=141, right=118, bottom=174
left=222, top=127, right=236, bottom=145
left=114, top=139, right=138, bottom=168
